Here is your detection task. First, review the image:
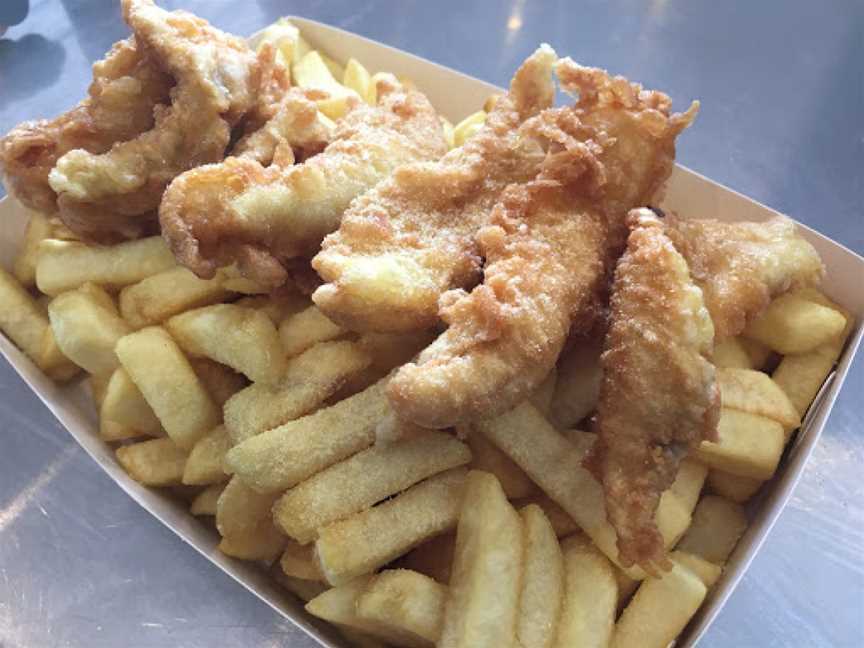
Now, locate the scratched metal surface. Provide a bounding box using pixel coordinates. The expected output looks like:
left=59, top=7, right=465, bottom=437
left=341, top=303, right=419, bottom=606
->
left=0, top=1, right=862, bottom=647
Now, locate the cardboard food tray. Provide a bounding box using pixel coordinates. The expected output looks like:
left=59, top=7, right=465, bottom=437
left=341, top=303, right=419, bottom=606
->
left=1, top=17, right=862, bottom=648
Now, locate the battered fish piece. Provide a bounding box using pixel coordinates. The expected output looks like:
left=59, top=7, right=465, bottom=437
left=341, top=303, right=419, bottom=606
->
left=387, top=59, right=699, bottom=428
left=666, top=214, right=824, bottom=339
left=0, top=36, right=171, bottom=215
left=311, top=45, right=559, bottom=332
left=592, top=209, right=719, bottom=573
left=161, top=74, right=448, bottom=287
left=46, top=0, right=260, bottom=242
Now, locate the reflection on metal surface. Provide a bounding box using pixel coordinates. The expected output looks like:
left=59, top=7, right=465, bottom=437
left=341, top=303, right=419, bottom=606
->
left=0, top=444, right=76, bottom=534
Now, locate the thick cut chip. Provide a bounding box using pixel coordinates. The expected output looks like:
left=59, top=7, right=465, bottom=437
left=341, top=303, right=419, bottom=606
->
left=553, top=535, right=617, bottom=648
left=100, top=367, right=162, bottom=439
left=394, top=533, right=455, bottom=585
left=675, top=495, right=748, bottom=565
left=116, top=438, right=187, bottom=486
left=226, top=379, right=389, bottom=493
left=167, top=303, right=286, bottom=384
left=550, top=338, right=603, bottom=428
left=718, top=368, right=799, bottom=429
left=274, top=432, right=470, bottom=543
left=517, top=505, right=564, bottom=648
left=224, top=340, right=371, bottom=443
left=464, top=426, right=536, bottom=499
left=216, top=475, right=281, bottom=538
left=743, top=291, right=846, bottom=354
left=280, top=539, right=324, bottom=581
left=706, top=469, right=763, bottom=503
left=315, top=469, right=466, bottom=585
left=116, top=327, right=220, bottom=450
left=190, top=482, right=226, bottom=516
left=713, top=337, right=753, bottom=369
left=694, top=408, right=784, bottom=480
left=669, top=550, right=722, bottom=588
left=13, top=211, right=53, bottom=287
left=611, top=563, right=707, bottom=648
left=356, top=570, right=447, bottom=647
left=182, top=425, right=231, bottom=485
left=48, top=288, right=132, bottom=374
left=438, top=471, right=524, bottom=648
left=278, top=305, right=345, bottom=358
left=119, top=266, right=232, bottom=328
left=218, top=518, right=286, bottom=562
left=36, top=237, right=175, bottom=295
left=188, top=358, right=247, bottom=408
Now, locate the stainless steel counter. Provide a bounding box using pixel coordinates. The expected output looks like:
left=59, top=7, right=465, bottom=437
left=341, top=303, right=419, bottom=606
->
left=1, top=1, right=862, bottom=646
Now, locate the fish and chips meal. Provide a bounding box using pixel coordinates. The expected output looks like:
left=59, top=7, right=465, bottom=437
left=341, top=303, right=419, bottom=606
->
left=0, top=1, right=855, bottom=646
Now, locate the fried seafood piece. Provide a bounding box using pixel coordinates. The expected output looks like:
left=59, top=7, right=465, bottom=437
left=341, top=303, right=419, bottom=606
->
left=590, top=209, right=719, bottom=573
left=386, top=59, right=699, bottom=428
left=0, top=36, right=172, bottom=215
left=45, top=0, right=260, bottom=242
left=161, top=75, right=448, bottom=287
left=311, top=45, right=559, bottom=332
left=666, top=214, right=824, bottom=339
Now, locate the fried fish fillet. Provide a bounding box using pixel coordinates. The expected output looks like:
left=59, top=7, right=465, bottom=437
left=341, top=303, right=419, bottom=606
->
left=161, top=74, right=448, bottom=287
left=311, top=45, right=559, bottom=332
left=45, top=0, right=260, bottom=242
left=591, top=209, right=719, bottom=573
left=666, top=214, right=824, bottom=339
left=0, top=35, right=172, bottom=215
left=386, top=59, right=699, bottom=428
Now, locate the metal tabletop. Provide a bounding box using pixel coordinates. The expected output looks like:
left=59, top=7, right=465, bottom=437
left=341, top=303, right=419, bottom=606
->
left=1, top=1, right=862, bottom=647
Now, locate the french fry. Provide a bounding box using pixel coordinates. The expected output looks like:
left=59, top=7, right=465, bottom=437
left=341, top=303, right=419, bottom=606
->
left=48, top=287, right=132, bottom=374
left=13, top=210, right=53, bottom=287
left=88, top=372, right=112, bottom=409
left=119, top=266, right=232, bottom=329
left=513, top=492, right=579, bottom=539
left=226, top=379, right=389, bottom=493
left=668, top=459, right=708, bottom=513
left=438, top=471, right=524, bottom=648
left=553, top=535, right=617, bottom=648
left=281, top=539, right=324, bottom=581
left=278, top=305, right=345, bottom=357
left=306, top=577, right=388, bottom=641
left=224, top=340, right=371, bottom=443
left=517, top=505, right=564, bottom=648
left=189, top=358, right=247, bottom=408
left=320, top=52, right=345, bottom=83
left=216, top=475, right=281, bottom=538
left=115, top=327, right=220, bottom=450
left=550, top=338, right=603, bottom=428
left=100, top=367, right=163, bottom=441
left=464, top=426, right=536, bottom=499
left=315, top=469, right=467, bottom=585
left=293, top=50, right=360, bottom=119
left=675, top=495, right=747, bottom=565
left=38, top=326, right=81, bottom=381
left=167, top=304, right=286, bottom=385
left=612, top=567, right=639, bottom=611
left=356, top=570, right=447, bottom=647
left=611, top=563, right=707, bottom=648
left=0, top=267, right=56, bottom=368
left=718, top=367, right=800, bottom=429
left=394, top=532, right=455, bottom=585
left=452, top=111, right=486, bottom=147
left=670, top=550, right=723, bottom=588
left=274, top=432, right=471, bottom=544
left=182, top=425, right=231, bottom=486
left=273, top=569, right=328, bottom=603
left=190, top=482, right=226, bottom=516
left=218, top=265, right=269, bottom=294
left=744, top=291, right=846, bottom=354
left=529, top=368, right=557, bottom=418
left=477, top=402, right=681, bottom=578
left=35, top=237, right=175, bottom=296
left=218, top=518, right=286, bottom=562
left=773, top=292, right=852, bottom=416
left=694, top=408, right=784, bottom=480
left=254, top=17, right=308, bottom=67
left=713, top=337, right=752, bottom=369
left=706, top=469, right=763, bottom=503
left=77, top=282, right=117, bottom=313
left=115, top=438, right=187, bottom=486
left=343, top=57, right=375, bottom=104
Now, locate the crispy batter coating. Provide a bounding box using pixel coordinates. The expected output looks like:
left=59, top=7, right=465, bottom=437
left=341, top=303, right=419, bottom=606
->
left=311, top=45, right=559, bottom=332
left=45, top=0, right=260, bottom=242
left=161, top=75, right=447, bottom=287
left=0, top=36, right=172, bottom=215
left=666, top=214, right=824, bottom=339
left=592, top=209, right=719, bottom=573
left=386, top=59, right=699, bottom=428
